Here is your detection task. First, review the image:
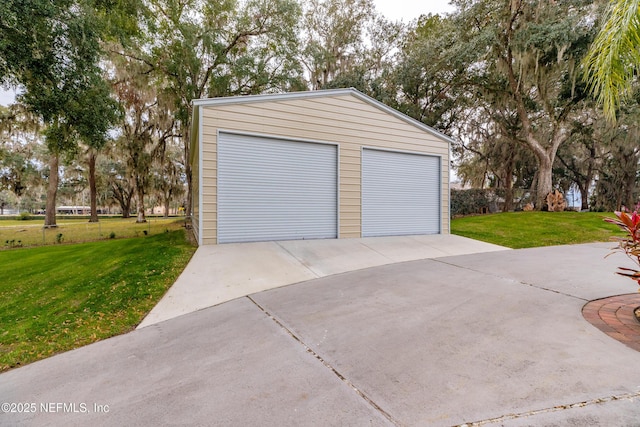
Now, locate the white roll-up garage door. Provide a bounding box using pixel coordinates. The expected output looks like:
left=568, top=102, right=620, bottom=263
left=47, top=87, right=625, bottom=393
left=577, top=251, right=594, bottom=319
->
left=362, top=148, right=440, bottom=237
left=218, top=133, right=338, bottom=243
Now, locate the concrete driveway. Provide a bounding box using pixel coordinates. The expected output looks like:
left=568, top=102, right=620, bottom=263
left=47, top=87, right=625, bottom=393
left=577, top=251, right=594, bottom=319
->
left=2, top=239, right=640, bottom=426
left=138, top=234, right=508, bottom=327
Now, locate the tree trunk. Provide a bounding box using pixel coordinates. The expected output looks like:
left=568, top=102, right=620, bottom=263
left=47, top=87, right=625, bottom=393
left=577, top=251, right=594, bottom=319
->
left=502, top=157, right=514, bottom=212
left=535, top=155, right=553, bottom=210
left=88, top=150, right=99, bottom=222
left=164, top=193, right=170, bottom=218
left=583, top=144, right=596, bottom=211
left=624, top=170, right=636, bottom=210
left=121, top=192, right=132, bottom=218
left=186, top=165, right=192, bottom=218
left=183, top=124, right=193, bottom=218
left=136, top=191, right=147, bottom=222
left=615, top=186, right=623, bottom=212
left=577, top=181, right=589, bottom=211
left=45, top=153, right=59, bottom=227
left=136, top=179, right=146, bottom=223
left=112, top=183, right=132, bottom=218
left=580, top=190, right=589, bottom=211
left=503, top=184, right=514, bottom=212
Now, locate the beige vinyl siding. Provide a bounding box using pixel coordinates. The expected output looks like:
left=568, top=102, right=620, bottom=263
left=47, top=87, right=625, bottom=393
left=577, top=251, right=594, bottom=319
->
left=204, top=106, right=448, bottom=155
left=200, top=129, right=217, bottom=245
left=197, top=93, right=450, bottom=244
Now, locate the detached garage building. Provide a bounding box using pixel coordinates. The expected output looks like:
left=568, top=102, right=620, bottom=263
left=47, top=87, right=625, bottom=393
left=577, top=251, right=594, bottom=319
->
left=190, top=88, right=452, bottom=245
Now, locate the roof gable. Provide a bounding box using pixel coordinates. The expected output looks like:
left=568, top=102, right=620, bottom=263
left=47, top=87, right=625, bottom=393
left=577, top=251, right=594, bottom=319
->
left=192, top=88, right=454, bottom=145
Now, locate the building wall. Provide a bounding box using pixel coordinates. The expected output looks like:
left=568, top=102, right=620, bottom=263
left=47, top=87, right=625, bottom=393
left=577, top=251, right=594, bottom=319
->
left=198, top=93, right=450, bottom=245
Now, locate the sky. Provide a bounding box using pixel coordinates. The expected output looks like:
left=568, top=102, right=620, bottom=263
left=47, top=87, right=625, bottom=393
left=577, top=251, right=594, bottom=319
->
left=0, top=89, right=16, bottom=107
left=375, top=0, right=455, bottom=22
left=0, top=1, right=455, bottom=107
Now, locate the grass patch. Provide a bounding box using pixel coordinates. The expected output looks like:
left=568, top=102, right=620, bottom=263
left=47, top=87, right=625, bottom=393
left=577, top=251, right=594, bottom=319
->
left=0, top=230, right=196, bottom=372
left=0, top=216, right=187, bottom=249
left=451, top=211, right=623, bottom=249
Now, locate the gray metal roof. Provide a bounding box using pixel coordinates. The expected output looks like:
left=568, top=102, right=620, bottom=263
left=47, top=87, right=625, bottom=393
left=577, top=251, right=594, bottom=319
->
left=192, top=88, right=455, bottom=145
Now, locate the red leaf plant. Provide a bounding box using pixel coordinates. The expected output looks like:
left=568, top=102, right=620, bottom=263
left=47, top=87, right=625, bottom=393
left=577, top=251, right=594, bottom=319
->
left=604, top=204, right=640, bottom=286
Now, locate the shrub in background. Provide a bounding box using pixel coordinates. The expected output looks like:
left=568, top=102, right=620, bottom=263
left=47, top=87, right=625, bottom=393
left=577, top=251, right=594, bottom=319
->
left=5, top=239, right=22, bottom=248
left=451, top=189, right=496, bottom=217
left=18, top=212, right=32, bottom=221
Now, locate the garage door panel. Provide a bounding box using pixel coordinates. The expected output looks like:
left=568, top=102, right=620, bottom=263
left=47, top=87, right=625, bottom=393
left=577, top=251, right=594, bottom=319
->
left=218, top=133, right=338, bottom=243
left=362, top=149, right=440, bottom=237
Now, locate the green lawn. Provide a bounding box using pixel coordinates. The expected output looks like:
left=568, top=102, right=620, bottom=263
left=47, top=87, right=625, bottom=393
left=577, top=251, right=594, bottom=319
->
left=451, top=211, right=623, bottom=249
left=0, top=216, right=188, bottom=248
left=0, top=230, right=196, bottom=372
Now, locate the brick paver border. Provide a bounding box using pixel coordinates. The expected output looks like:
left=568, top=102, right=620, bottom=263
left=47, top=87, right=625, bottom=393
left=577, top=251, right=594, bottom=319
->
left=582, top=293, right=640, bottom=352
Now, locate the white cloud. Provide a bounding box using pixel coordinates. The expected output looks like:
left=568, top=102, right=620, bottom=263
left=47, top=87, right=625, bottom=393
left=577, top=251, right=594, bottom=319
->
left=0, top=89, right=16, bottom=106
left=374, top=0, right=455, bottom=22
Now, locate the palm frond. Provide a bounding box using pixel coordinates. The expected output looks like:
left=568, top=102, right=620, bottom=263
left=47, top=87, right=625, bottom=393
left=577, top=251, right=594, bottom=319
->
left=583, top=0, right=640, bottom=121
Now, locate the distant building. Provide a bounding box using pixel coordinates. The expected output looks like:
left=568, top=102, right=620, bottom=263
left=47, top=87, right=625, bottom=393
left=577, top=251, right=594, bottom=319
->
left=56, top=206, right=91, bottom=215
